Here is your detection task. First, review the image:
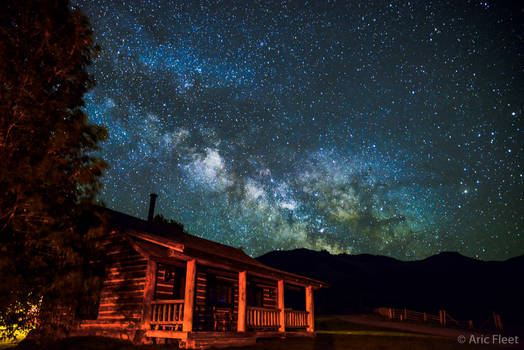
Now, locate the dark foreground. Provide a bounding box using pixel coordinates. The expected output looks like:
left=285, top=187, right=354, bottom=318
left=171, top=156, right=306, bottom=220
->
left=10, top=333, right=519, bottom=350
left=8, top=316, right=523, bottom=350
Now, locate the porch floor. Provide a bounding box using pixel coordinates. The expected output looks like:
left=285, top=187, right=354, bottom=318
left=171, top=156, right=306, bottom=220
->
left=145, top=329, right=314, bottom=349
left=145, top=329, right=313, bottom=338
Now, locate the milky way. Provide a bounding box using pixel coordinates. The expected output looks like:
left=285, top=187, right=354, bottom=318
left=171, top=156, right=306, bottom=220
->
left=74, top=0, right=523, bottom=260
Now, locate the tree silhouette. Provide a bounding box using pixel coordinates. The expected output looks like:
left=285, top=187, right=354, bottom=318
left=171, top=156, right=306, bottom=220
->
left=0, top=0, right=107, bottom=338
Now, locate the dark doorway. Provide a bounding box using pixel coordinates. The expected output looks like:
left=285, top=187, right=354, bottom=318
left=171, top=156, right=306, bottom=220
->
left=207, top=276, right=234, bottom=331
left=247, top=283, right=264, bottom=307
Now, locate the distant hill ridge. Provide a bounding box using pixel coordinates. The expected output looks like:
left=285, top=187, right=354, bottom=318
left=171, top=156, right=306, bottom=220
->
left=256, top=249, right=524, bottom=325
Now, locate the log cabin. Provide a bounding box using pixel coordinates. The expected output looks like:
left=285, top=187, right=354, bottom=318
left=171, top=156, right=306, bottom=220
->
left=63, top=195, right=326, bottom=349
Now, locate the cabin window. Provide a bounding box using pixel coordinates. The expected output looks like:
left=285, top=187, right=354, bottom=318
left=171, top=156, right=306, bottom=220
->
left=173, top=269, right=186, bottom=299
left=76, top=292, right=101, bottom=320
left=155, top=265, right=185, bottom=299
left=164, top=269, right=174, bottom=282
left=247, top=284, right=264, bottom=307
left=265, top=287, right=277, bottom=307
left=267, top=287, right=275, bottom=301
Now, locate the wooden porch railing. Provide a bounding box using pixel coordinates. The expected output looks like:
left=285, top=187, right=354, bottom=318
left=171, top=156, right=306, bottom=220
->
left=150, top=299, right=184, bottom=330
left=285, top=309, right=308, bottom=328
left=247, top=306, right=280, bottom=329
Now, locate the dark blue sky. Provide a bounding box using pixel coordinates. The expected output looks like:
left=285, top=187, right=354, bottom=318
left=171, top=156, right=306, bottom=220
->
left=75, top=0, right=523, bottom=260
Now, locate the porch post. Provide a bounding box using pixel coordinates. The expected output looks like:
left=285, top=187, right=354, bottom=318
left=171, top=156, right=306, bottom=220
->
left=142, top=259, right=157, bottom=330
left=305, top=285, right=314, bottom=332
left=237, top=271, right=247, bottom=332
left=277, top=280, right=285, bottom=332
left=183, top=259, right=196, bottom=332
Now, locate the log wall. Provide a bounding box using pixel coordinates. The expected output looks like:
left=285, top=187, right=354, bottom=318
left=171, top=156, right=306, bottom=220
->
left=82, top=231, right=148, bottom=327
left=194, top=270, right=209, bottom=330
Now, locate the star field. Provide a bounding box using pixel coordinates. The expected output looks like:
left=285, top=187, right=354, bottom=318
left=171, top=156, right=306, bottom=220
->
left=74, top=0, right=523, bottom=260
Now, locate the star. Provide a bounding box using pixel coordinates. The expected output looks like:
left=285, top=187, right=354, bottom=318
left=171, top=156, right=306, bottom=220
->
left=74, top=0, right=524, bottom=260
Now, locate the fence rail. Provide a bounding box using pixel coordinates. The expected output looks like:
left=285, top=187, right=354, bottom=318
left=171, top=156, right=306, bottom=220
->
left=374, top=307, right=503, bottom=330
left=150, top=299, right=184, bottom=331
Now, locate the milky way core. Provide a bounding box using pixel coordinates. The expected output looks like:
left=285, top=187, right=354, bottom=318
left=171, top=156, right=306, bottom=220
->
left=75, top=0, right=523, bottom=260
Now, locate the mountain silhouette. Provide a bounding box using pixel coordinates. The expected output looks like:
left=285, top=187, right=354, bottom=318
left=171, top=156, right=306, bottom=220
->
left=257, top=249, right=524, bottom=325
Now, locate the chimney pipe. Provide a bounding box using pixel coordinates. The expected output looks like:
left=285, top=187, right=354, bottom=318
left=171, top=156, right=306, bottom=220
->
left=147, top=193, right=158, bottom=225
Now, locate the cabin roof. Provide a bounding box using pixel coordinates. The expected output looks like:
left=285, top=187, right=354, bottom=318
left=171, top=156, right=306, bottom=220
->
left=96, top=206, right=326, bottom=289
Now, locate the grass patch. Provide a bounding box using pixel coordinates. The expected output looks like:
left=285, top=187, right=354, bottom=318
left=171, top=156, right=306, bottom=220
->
left=243, top=334, right=491, bottom=350
left=316, top=316, right=407, bottom=332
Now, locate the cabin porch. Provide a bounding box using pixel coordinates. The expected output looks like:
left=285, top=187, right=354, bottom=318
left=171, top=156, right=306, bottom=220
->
left=147, top=300, right=312, bottom=333
left=146, top=301, right=313, bottom=348
left=143, top=259, right=316, bottom=348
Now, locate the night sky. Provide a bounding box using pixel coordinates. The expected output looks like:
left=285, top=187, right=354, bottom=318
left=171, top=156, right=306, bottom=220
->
left=74, top=0, right=523, bottom=260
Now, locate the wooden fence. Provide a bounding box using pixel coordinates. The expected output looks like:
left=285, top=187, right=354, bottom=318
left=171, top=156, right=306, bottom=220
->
left=374, top=307, right=503, bottom=330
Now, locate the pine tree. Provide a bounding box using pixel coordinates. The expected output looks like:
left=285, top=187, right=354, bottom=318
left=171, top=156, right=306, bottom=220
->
left=0, top=0, right=107, bottom=338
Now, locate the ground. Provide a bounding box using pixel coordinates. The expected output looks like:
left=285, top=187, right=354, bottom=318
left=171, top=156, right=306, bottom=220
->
left=3, top=315, right=523, bottom=349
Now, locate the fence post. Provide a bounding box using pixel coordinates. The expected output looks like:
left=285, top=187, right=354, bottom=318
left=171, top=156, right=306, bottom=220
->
left=439, top=310, right=446, bottom=327
left=493, top=313, right=503, bottom=330
left=468, top=320, right=473, bottom=328
left=423, top=312, right=427, bottom=322
left=404, top=308, right=407, bottom=321
left=388, top=308, right=393, bottom=319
